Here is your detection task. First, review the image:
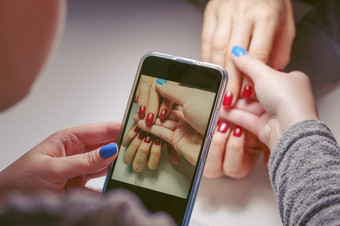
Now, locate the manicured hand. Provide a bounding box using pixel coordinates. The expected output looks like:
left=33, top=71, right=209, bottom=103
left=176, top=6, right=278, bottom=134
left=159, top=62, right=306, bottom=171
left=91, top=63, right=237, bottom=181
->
left=221, top=46, right=319, bottom=150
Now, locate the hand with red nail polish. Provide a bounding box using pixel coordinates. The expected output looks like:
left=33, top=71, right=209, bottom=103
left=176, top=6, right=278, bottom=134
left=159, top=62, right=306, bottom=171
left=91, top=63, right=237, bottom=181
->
left=137, top=84, right=215, bottom=166
left=222, top=50, right=319, bottom=150
left=121, top=76, right=180, bottom=172
left=122, top=129, right=165, bottom=172
left=204, top=121, right=266, bottom=179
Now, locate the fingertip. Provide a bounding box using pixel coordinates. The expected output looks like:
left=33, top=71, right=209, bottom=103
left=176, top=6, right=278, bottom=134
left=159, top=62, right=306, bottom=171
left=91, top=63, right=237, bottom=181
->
left=232, top=126, right=243, bottom=137
left=156, top=78, right=167, bottom=85
left=232, top=45, right=248, bottom=57
left=99, top=142, right=118, bottom=159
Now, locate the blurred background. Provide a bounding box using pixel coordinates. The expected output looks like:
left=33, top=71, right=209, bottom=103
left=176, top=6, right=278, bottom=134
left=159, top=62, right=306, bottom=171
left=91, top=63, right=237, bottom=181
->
left=0, top=0, right=339, bottom=225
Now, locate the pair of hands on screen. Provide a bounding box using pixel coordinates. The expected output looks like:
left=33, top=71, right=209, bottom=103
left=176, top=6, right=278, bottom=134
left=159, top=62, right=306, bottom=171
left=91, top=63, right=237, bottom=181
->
left=0, top=122, right=120, bottom=197
left=121, top=77, right=178, bottom=172
left=137, top=83, right=215, bottom=166
left=201, top=0, right=295, bottom=178
left=122, top=79, right=214, bottom=171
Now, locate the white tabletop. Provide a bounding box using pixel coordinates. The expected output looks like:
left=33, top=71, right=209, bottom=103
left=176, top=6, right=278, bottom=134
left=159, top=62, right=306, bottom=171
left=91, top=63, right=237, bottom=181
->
left=1, top=0, right=339, bottom=225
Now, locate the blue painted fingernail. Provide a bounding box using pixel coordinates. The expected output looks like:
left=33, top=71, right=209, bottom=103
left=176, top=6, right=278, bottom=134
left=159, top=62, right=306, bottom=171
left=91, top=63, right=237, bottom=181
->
left=99, top=143, right=118, bottom=158
left=232, top=46, right=248, bottom=57
left=156, top=78, right=167, bottom=85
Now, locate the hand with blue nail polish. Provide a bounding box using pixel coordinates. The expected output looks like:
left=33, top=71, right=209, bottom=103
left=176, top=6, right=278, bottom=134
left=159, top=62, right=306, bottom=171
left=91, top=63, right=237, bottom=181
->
left=0, top=122, right=120, bottom=197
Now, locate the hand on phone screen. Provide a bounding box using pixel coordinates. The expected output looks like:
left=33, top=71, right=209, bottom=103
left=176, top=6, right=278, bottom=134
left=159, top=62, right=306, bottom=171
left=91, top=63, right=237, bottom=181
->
left=137, top=82, right=215, bottom=166
left=121, top=77, right=181, bottom=172
left=103, top=53, right=227, bottom=225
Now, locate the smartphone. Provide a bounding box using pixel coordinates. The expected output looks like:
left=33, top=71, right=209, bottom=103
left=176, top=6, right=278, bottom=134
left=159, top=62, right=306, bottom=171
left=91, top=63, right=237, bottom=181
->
left=102, top=52, right=227, bottom=225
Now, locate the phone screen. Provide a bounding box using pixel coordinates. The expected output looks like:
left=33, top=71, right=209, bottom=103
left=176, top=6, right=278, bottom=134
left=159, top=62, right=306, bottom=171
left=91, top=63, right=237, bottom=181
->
left=103, top=54, right=226, bottom=225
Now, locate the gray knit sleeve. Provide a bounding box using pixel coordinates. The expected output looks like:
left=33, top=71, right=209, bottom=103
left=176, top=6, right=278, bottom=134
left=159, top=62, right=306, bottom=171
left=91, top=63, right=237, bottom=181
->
left=268, top=120, right=340, bottom=226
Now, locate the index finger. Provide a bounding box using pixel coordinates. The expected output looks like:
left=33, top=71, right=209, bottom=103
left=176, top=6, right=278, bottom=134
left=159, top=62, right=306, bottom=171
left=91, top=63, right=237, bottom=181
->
left=201, top=0, right=219, bottom=62
left=55, top=121, right=121, bottom=155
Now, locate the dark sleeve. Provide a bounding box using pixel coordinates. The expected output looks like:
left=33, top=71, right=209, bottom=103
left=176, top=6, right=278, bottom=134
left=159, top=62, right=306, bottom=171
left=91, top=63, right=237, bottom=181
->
left=269, top=120, right=340, bottom=226
left=0, top=189, right=176, bottom=226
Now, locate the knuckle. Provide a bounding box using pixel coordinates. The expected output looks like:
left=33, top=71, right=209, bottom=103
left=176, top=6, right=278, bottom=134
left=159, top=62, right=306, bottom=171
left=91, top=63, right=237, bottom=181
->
left=151, top=148, right=161, bottom=158
left=223, top=166, right=247, bottom=179
left=203, top=164, right=222, bottom=178
left=83, top=152, right=97, bottom=167
left=138, top=147, right=150, bottom=155
left=205, top=0, right=217, bottom=13
left=201, top=31, right=212, bottom=44
left=236, top=0, right=250, bottom=15
left=211, top=35, right=227, bottom=51
left=133, top=163, right=144, bottom=172
left=123, top=155, right=131, bottom=165
left=250, top=48, right=269, bottom=62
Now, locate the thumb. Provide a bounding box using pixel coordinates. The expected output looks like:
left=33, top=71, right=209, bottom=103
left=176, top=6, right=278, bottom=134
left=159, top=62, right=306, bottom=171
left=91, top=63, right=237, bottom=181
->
left=231, top=46, right=277, bottom=84
left=57, top=142, right=118, bottom=179
left=155, top=80, right=190, bottom=106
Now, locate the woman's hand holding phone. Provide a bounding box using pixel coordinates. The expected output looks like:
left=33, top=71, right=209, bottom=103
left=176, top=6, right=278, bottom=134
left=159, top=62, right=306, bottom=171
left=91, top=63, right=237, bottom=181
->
left=0, top=122, right=120, bottom=197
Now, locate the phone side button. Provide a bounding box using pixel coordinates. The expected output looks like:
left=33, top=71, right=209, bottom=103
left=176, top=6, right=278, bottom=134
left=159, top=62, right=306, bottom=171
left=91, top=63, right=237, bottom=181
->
left=209, top=110, right=219, bottom=137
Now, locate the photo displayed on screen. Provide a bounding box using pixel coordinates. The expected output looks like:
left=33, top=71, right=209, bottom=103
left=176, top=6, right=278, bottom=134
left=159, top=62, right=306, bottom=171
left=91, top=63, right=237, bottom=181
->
left=111, top=75, right=216, bottom=199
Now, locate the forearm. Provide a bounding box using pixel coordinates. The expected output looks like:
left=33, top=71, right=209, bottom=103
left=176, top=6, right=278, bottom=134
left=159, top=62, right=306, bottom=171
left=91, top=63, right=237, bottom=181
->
left=269, top=120, right=340, bottom=225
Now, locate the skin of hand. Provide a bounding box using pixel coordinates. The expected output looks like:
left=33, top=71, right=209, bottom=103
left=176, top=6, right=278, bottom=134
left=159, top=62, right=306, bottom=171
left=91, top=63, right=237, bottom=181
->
left=122, top=130, right=163, bottom=172
left=200, top=0, right=295, bottom=179
left=138, top=109, right=204, bottom=166
left=0, top=0, right=66, bottom=111
left=0, top=122, right=120, bottom=197
left=136, top=77, right=178, bottom=125
left=155, top=83, right=215, bottom=135
left=201, top=0, right=295, bottom=105
left=221, top=46, right=319, bottom=150
left=137, top=84, right=215, bottom=166
left=204, top=121, right=268, bottom=179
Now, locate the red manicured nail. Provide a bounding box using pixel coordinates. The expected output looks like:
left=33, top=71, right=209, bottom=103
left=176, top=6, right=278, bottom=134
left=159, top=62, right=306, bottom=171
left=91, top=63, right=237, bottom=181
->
left=146, top=113, right=155, bottom=125
left=139, top=105, right=146, bottom=117
left=134, top=95, right=138, bottom=103
left=159, top=109, right=168, bottom=120
left=144, top=135, right=152, bottom=143
left=223, top=91, right=233, bottom=107
left=154, top=137, right=161, bottom=145
left=138, top=132, right=145, bottom=140
left=134, top=126, right=141, bottom=133
left=233, top=126, right=242, bottom=137
left=242, top=85, right=253, bottom=98
left=217, top=121, right=229, bottom=133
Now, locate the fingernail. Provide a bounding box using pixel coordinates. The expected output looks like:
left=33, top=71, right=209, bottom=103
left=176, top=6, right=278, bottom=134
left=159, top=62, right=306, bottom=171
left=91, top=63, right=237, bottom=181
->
left=138, top=132, right=145, bottom=140
left=242, top=85, right=253, bottom=98
left=134, top=95, right=138, bottom=103
left=139, top=105, right=146, bottom=117
left=145, top=113, right=155, bottom=125
left=156, top=78, right=167, bottom=85
left=154, top=137, right=161, bottom=145
left=159, top=109, right=168, bottom=120
left=217, top=121, right=229, bottom=133
left=134, top=126, right=141, bottom=133
left=222, top=91, right=233, bottom=107
left=144, top=135, right=152, bottom=143
left=232, top=46, right=248, bottom=57
left=233, top=126, right=242, bottom=137
left=99, top=143, right=118, bottom=158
